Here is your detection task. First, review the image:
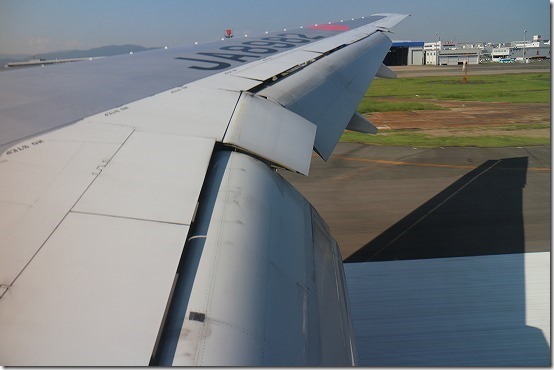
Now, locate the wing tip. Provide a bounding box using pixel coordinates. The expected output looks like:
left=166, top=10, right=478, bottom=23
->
left=371, top=12, right=411, bottom=18
left=369, top=13, right=411, bottom=29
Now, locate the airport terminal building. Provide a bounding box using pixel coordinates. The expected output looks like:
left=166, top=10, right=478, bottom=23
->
left=424, top=40, right=480, bottom=65
left=491, top=35, right=550, bottom=62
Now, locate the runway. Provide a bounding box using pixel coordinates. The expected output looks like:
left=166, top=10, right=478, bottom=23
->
left=390, top=62, right=551, bottom=77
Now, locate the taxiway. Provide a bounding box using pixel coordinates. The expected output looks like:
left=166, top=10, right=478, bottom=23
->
left=281, top=144, right=550, bottom=260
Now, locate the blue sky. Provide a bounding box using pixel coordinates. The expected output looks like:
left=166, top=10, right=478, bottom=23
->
left=0, top=0, right=551, bottom=55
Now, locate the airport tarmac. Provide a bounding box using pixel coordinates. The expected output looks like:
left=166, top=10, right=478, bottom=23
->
left=281, top=63, right=550, bottom=261
left=283, top=143, right=551, bottom=364
left=285, top=63, right=551, bottom=364
left=280, top=144, right=551, bottom=260
left=303, top=144, right=553, bottom=366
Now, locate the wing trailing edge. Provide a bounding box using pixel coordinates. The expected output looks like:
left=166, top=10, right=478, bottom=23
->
left=223, top=92, right=316, bottom=175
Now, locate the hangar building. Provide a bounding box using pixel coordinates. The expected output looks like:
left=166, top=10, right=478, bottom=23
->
left=384, top=41, right=425, bottom=66
left=424, top=41, right=480, bottom=65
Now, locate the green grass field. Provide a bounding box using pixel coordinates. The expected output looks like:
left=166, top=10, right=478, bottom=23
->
left=362, top=73, right=550, bottom=104
left=343, top=72, right=550, bottom=148
left=357, top=100, right=445, bottom=113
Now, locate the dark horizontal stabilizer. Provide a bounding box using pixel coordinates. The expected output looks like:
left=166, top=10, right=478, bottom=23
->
left=346, top=112, right=378, bottom=134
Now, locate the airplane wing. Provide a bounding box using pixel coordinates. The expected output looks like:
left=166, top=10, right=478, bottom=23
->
left=0, top=13, right=408, bottom=366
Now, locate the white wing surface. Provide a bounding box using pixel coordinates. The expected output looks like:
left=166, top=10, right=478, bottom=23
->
left=0, top=13, right=408, bottom=365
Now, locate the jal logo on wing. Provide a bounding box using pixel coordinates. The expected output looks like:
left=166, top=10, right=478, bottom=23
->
left=177, top=33, right=325, bottom=71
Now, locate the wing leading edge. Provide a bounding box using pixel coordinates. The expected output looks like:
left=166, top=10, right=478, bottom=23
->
left=0, top=13, right=408, bottom=365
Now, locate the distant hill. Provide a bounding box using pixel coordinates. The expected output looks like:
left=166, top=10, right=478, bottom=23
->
left=1, top=45, right=160, bottom=69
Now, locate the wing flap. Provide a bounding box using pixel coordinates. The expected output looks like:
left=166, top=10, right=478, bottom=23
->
left=172, top=152, right=354, bottom=366
left=223, top=92, right=316, bottom=175
left=0, top=212, right=188, bottom=365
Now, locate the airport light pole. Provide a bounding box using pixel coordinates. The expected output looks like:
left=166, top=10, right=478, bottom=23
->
left=435, top=33, right=440, bottom=65
left=523, top=30, right=527, bottom=63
